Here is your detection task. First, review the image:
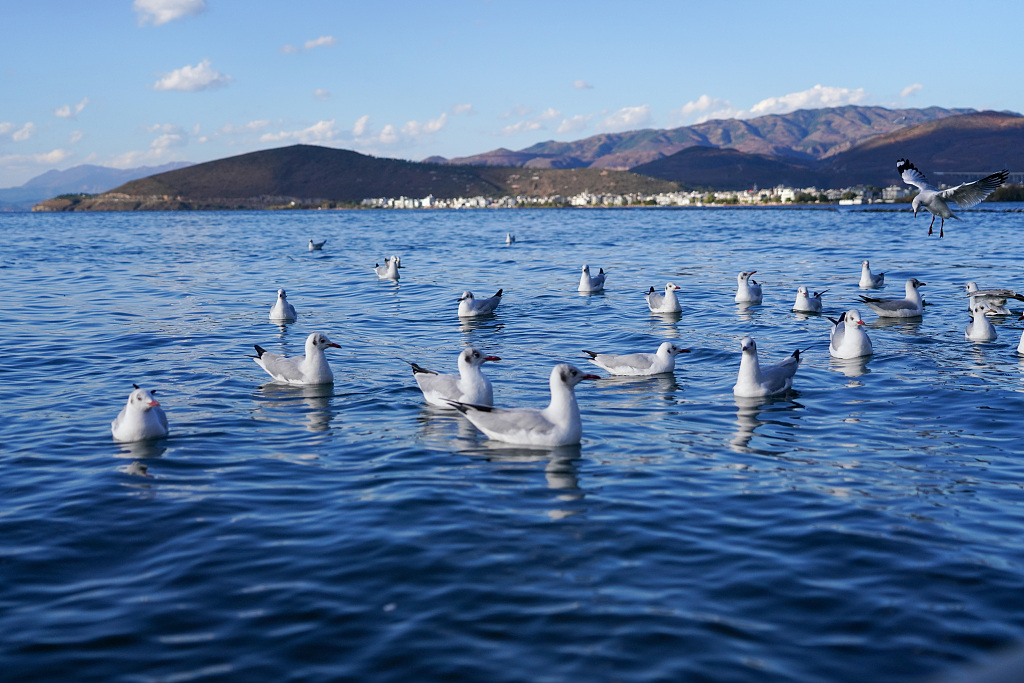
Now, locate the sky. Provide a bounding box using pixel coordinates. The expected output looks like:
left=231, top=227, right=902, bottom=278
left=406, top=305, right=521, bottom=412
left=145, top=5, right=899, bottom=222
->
left=1, top=0, right=1021, bottom=187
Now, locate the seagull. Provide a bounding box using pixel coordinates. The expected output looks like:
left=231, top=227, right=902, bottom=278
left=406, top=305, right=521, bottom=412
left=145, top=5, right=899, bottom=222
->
left=582, top=341, right=690, bottom=376
left=859, top=278, right=926, bottom=318
left=253, top=332, right=340, bottom=385
left=308, top=239, right=326, bottom=251
left=374, top=255, right=401, bottom=280
left=449, top=364, right=599, bottom=447
left=733, top=336, right=803, bottom=398
left=269, top=288, right=297, bottom=322
left=410, top=347, right=501, bottom=408
left=578, top=264, right=607, bottom=293
left=735, top=271, right=763, bottom=304
left=645, top=282, right=681, bottom=313
left=828, top=309, right=873, bottom=359
left=897, top=158, right=1009, bottom=237
left=111, top=384, right=169, bottom=442
left=1018, top=314, right=1024, bottom=354
left=793, top=286, right=826, bottom=314
left=966, top=303, right=998, bottom=342
left=964, top=282, right=1024, bottom=315
left=860, top=260, right=884, bottom=288
left=458, top=289, right=503, bottom=317
left=505, top=233, right=515, bottom=244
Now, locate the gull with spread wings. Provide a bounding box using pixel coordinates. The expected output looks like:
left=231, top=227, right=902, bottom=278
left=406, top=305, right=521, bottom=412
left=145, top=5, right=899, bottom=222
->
left=897, top=158, right=1008, bottom=237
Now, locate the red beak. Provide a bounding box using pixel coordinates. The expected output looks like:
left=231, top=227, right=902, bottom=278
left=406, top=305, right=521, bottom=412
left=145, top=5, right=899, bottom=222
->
left=484, top=355, right=501, bottom=362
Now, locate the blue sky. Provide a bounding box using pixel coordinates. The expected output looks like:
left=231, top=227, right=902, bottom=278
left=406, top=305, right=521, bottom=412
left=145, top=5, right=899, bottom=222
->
left=1, top=0, right=1020, bottom=187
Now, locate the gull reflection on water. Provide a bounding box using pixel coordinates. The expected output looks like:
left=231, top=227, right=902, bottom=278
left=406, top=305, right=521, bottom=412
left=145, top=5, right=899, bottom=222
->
left=730, top=395, right=805, bottom=454
left=828, top=355, right=872, bottom=379
left=463, top=441, right=585, bottom=520
left=594, top=372, right=680, bottom=406
left=256, top=382, right=336, bottom=432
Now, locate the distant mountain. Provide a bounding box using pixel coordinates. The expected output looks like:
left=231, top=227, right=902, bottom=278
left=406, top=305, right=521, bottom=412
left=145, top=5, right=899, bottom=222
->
left=0, top=161, right=193, bottom=211
left=632, top=111, right=1024, bottom=190
left=33, top=145, right=681, bottom=211
left=447, top=106, right=975, bottom=170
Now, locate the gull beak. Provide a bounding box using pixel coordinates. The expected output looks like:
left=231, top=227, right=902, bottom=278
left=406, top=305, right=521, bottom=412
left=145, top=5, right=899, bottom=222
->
left=484, top=355, right=501, bottom=362
left=582, top=373, right=600, bottom=381
left=327, top=342, right=341, bottom=348
left=856, top=320, right=865, bottom=326
left=148, top=399, right=161, bottom=407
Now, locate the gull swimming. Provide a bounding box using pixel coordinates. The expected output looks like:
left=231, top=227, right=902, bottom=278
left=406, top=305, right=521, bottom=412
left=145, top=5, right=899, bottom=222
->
left=965, top=282, right=1024, bottom=315
left=458, top=289, right=503, bottom=317
left=253, top=332, right=340, bottom=385
left=860, top=260, right=884, bottom=288
left=582, top=341, right=689, bottom=376
left=859, top=278, right=925, bottom=318
left=828, top=309, right=873, bottom=359
left=505, top=233, right=515, bottom=244
left=111, top=384, right=169, bottom=442
left=735, top=271, right=763, bottom=304
left=410, top=347, right=501, bottom=408
left=578, top=264, right=607, bottom=293
left=733, top=336, right=803, bottom=398
left=793, top=286, right=826, bottom=314
left=449, top=363, right=598, bottom=447
left=375, top=255, right=401, bottom=280
left=645, top=282, right=681, bottom=313
left=269, top=288, right=297, bottom=322
left=966, top=304, right=998, bottom=342
left=897, top=158, right=1009, bottom=237
left=1018, top=314, right=1024, bottom=354
left=308, top=239, right=326, bottom=251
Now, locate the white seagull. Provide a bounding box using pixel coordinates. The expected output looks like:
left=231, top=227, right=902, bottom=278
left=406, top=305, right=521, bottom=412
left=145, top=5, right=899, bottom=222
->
left=253, top=332, right=340, bottom=385
left=966, top=304, right=998, bottom=342
left=735, top=271, right=763, bottom=304
left=859, top=278, right=926, bottom=318
left=308, top=239, right=326, bottom=251
left=578, top=264, right=607, bottom=293
left=965, top=282, right=1024, bottom=316
left=793, top=286, right=826, bottom=314
left=449, top=364, right=599, bottom=447
left=733, top=336, right=804, bottom=398
left=505, top=233, right=516, bottom=244
left=1018, top=313, right=1024, bottom=354
left=828, top=309, right=873, bottom=359
left=410, top=347, right=501, bottom=408
left=582, top=341, right=690, bottom=376
left=375, top=255, right=401, bottom=280
left=269, top=288, right=297, bottom=322
left=458, top=289, right=503, bottom=317
left=111, top=384, right=169, bottom=442
left=645, top=282, right=681, bottom=313
left=860, top=260, right=884, bottom=288
left=897, top=158, right=1009, bottom=237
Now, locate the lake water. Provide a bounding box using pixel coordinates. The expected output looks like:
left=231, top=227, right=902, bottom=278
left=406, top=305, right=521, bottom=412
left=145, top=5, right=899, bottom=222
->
left=2, top=206, right=1024, bottom=682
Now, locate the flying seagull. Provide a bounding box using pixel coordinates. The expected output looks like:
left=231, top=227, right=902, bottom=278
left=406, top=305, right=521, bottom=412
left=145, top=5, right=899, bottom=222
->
left=896, top=158, right=1008, bottom=237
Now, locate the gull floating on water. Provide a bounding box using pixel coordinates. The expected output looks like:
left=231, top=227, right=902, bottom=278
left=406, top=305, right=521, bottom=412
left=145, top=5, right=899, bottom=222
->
left=375, top=255, right=401, bottom=280
left=965, top=282, right=1024, bottom=316
left=733, top=336, right=804, bottom=398
left=449, top=363, right=598, bottom=447
left=793, top=286, right=826, bottom=314
left=269, top=288, right=297, bottom=322
left=735, top=271, right=763, bottom=304
left=966, top=304, right=998, bottom=342
left=458, top=289, right=503, bottom=317
left=505, top=233, right=515, bottom=244
left=645, top=282, right=681, bottom=313
left=828, top=309, right=873, bottom=359
left=1018, top=314, right=1024, bottom=354
left=253, top=332, right=340, bottom=385
left=308, top=239, right=326, bottom=251
left=860, top=260, right=884, bottom=289
left=578, top=264, right=607, bottom=293
left=410, top=347, right=501, bottom=408
left=111, top=384, right=169, bottom=442
left=582, top=341, right=689, bottom=376
left=859, top=278, right=925, bottom=318
left=897, top=158, right=1009, bottom=237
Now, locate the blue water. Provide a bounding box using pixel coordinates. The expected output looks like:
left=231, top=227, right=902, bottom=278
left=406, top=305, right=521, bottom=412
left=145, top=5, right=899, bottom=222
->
left=3, top=207, right=1024, bottom=682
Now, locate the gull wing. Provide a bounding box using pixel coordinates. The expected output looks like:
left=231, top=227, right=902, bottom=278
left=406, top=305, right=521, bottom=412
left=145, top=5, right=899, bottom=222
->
left=940, top=170, right=1009, bottom=209
left=459, top=405, right=557, bottom=442
left=761, top=354, right=800, bottom=392
left=415, top=371, right=460, bottom=402
left=897, top=159, right=937, bottom=192
left=254, top=352, right=306, bottom=383
left=597, top=352, right=657, bottom=373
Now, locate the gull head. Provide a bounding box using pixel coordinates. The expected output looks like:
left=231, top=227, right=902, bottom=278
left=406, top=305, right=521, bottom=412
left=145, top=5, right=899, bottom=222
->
left=797, top=285, right=809, bottom=296
left=909, top=278, right=926, bottom=290
left=582, top=264, right=590, bottom=274
left=659, top=342, right=691, bottom=357
left=277, top=289, right=288, bottom=300
left=665, top=282, right=680, bottom=292
left=740, top=336, right=757, bottom=354
left=965, top=282, right=979, bottom=294
left=128, top=384, right=161, bottom=412
left=553, top=363, right=600, bottom=388
left=307, top=332, right=341, bottom=351
left=738, top=271, right=757, bottom=284
left=460, top=347, right=501, bottom=367
left=911, top=194, right=922, bottom=216
left=844, top=309, right=866, bottom=326
left=458, top=291, right=474, bottom=302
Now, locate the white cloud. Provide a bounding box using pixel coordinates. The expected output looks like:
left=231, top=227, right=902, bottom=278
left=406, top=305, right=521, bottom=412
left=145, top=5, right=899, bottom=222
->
left=573, top=79, right=594, bottom=90
left=313, top=88, right=330, bottom=101
left=378, top=124, right=398, bottom=145
left=12, top=122, right=36, bottom=142
left=402, top=113, right=448, bottom=137
left=70, top=130, right=84, bottom=144
left=599, top=104, right=652, bottom=132
left=282, top=35, right=337, bottom=54
left=900, top=83, right=924, bottom=98
left=501, top=104, right=533, bottom=119
left=746, top=84, right=866, bottom=117
left=452, top=103, right=474, bottom=115
left=133, top=0, right=206, bottom=26
left=260, top=119, right=339, bottom=144
left=55, top=97, right=89, bottom=119
left=0, top=148, right=71, bottom=168
left=218, top=120, right=270, bottom=135
left=152, top=59, right=231, bottom=92
left=557, top=114, right=590, bottom=134
left=674, top=94, right=740, bottom=125
left=501, top=120, right=543, bottom=136
left=352, top=115, right=370, bottom=137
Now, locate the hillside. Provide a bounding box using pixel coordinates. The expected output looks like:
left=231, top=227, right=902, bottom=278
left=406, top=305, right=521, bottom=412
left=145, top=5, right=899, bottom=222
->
left=446, top=105, right=975, bottom=170
left=33, top=145, right=681, bottom=211
left=632, top=147, right=820, bottom=190
left=0, top=161, right=192, bottom=211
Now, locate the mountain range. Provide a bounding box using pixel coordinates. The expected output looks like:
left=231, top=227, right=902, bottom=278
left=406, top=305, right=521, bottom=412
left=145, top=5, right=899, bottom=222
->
left=0, top=161, right=192, bottom=211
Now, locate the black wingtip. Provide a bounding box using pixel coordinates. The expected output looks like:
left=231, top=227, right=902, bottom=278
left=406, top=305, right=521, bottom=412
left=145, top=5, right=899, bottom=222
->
left=133, top=383, right=140, bottom=389
left=409, top=362, right=435, bottom=375
left=646, top=286, right=655, bottom=294
left=494, top=289, right=503, bottom=297
left=254, top=344, right=267, bottom=358
left=446, top=399, right=494, bottom=414
left=826, top=316, right=840, bottom=326
left=582, top=350, right=598, bottom=359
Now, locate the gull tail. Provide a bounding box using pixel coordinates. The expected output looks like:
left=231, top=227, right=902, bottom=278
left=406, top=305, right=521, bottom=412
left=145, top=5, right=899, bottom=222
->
left=409, top=362, right=436, bottom=376
left=446, top=399, right=493, bottom=414
left=582, top=350, right=598, bottom=359
left=253, top=344, right=268, bottom=358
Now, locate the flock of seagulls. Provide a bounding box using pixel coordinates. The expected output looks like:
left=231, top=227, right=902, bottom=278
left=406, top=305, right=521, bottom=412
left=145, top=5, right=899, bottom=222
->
left=113, top=157, right=1015, bottom=447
